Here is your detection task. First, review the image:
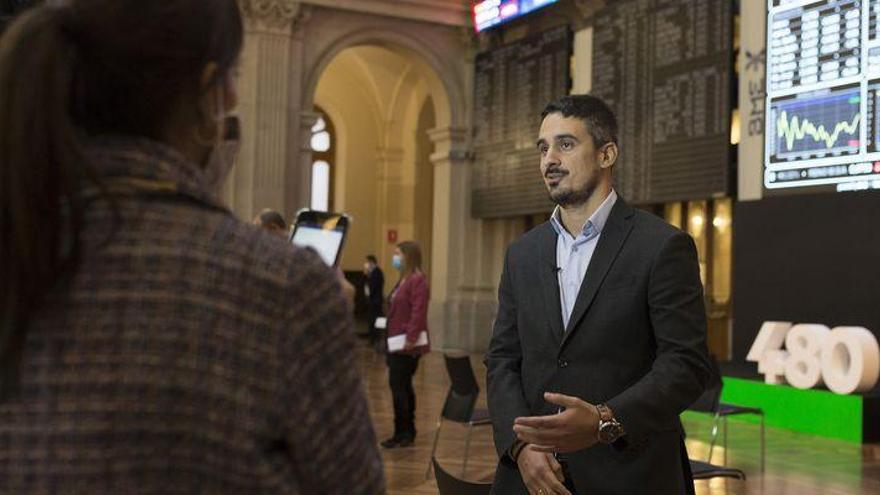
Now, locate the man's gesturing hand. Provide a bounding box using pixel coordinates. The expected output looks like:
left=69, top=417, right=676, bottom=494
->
left=513, top=392, right=600, bottom=454
left=516, top=444, right=571, bottom=495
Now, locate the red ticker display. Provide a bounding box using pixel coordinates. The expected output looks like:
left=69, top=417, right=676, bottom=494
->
left=473, top=0, right=560, bottom=32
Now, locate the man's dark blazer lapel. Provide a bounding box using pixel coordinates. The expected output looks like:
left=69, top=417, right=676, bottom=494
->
left=560, top=199, right=635, bottom=349
left=537, top=223, right=564, bottom=344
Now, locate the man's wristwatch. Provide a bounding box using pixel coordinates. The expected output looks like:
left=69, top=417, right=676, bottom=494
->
left=596, top=403, right=625, bottom=444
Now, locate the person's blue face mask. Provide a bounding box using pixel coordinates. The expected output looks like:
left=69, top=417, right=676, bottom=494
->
left=392, top=254, right=403, bottom=271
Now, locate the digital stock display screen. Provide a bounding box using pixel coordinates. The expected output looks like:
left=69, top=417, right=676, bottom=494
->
left=473, top=0, right=559, bottom=32
left=766, top=0, right=880, bottom=192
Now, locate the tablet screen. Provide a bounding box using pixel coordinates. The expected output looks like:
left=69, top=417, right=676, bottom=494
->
left=289, top=212, right=348, bottom=266
left=290, top=226, right=344, bottom=266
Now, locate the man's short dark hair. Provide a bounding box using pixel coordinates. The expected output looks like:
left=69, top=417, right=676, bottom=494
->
left=541, top=94, right=618, bottom=148
left=366, top=255, right=378, bottom=264
left=258, top=209, right=287, bottom=231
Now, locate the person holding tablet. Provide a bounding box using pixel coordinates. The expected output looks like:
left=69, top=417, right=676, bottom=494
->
left=0, top=1, right=383, bottom=492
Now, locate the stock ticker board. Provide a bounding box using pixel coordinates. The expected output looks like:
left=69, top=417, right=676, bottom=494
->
left=766, top=0, right=880, bottom=192
left=471, top=26, right=572, bottom=218
left=592, top=0, right=733, bottom=205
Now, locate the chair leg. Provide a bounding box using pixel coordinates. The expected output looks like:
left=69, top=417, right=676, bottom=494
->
left=723, top=416, right=728, bottom=465
left=708, top=412, right=721, bottom=463
left=425, top=420, right=443, bottom=480
left=462, top=423, right=474, bottom=477
left=760, top=413, right=766, bottom=473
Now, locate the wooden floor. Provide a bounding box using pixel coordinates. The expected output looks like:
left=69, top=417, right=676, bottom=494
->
left=355, top=342, right=880, bottom=494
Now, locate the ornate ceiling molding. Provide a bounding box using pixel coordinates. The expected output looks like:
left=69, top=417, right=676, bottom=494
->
left=300, top=0, right=469, bottom=28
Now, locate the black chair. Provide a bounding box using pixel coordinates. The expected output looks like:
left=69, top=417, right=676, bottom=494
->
left=689, top=356, right=765, bottom=471
left=426, top=353, right=492, bottom=479
left=433, top=457, right=493, bottom=495
left=690, top=460, right=746, bottom=481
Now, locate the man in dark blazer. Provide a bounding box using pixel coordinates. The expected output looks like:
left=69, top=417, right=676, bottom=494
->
left=486, top=94, right=712, bottom=495
left=364, top=254, right=385, bottom=345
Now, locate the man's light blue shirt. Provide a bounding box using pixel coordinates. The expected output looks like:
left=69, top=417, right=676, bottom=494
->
left=549, top=190, right=618, bottom=331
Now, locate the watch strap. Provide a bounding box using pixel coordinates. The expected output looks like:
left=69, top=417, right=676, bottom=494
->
left=597, top=403, right=614, bottom=423
left=510, top=439, right=528, bottom=463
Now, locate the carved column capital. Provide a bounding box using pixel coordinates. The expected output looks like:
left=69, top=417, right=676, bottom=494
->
left=239, top=0, right=307, bottom=30
left=428, top=126, right=471, bottom=165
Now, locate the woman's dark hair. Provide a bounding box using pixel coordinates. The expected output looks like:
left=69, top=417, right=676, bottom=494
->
left=0, top=0, right=38, bottom=32
left=0, top=0, right=244, bottom=398
left=397, top=241, right=423, bottom=277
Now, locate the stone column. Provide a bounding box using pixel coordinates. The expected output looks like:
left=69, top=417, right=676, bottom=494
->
left=428, top=127, right=468, bottom=301
left=230, top=0, right=308, bottom=221
left=428, top=126, right=497, bottom=351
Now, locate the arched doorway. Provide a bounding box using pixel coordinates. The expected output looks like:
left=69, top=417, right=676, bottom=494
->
left=227, top=6, right=490, bottom=350
left=310, top=41, right=450, bottom=276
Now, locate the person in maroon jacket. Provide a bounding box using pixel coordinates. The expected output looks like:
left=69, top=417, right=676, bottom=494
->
left=381, top=240, right=431, bottom=448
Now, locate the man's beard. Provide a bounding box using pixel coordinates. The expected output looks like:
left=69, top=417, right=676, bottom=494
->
left=548, top=174, right=599, bottom=208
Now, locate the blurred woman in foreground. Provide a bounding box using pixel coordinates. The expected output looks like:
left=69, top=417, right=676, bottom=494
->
left=0, top=1, right=383, bottom=492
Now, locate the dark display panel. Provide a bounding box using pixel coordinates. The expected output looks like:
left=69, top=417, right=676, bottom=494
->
left=592, top=0, right=733, bottom=204
left=471, top=26, right=572, bottom=218
left=732, top=191, right=880, bottom=363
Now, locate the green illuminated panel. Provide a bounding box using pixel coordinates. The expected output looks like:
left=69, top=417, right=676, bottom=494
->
left=687, top=377, right=863, bottom=443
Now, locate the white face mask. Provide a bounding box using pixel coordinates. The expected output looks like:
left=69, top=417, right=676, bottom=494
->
left=203, top=114, right=240, bottom=194
left=199, top=78, right=240, bottom=195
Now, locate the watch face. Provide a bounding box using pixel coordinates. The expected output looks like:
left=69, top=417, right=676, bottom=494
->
left=598, top=422, right=621, bottom=444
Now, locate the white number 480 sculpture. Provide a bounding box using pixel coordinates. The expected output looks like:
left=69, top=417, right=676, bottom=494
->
left=746, top=322, right=880, bottom=395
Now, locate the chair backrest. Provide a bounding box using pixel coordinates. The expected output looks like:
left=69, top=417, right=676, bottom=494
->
left=688, top=354, right=723, bottom=414
left=689, top=460, right=746, bottom=481
left=433, top=457, right=493, bottom=495
left=441, top=354, right=480, bottom=423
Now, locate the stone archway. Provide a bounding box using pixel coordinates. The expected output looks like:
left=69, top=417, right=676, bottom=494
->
left=303, top=28, right=464, bottom=130
left=296, top=11, right=474, bottom=350
left=231, top=1, right=490, bottom=350
left=307, top=42, right=455, bottom=272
